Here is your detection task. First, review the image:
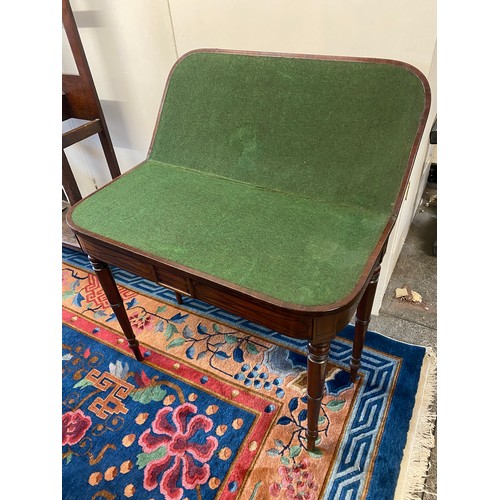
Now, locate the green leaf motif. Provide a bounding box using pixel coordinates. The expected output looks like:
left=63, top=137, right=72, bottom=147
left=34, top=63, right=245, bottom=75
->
left=136, top=446, right=167, bottom=470
left=326, top=399, right=345, bottom=412
left=65, top=452, right=73, bottom=464
left=62, top=290, right=74, bottom=300
left=289, top=445, right=301, bottom=458
left=308, top=448, right=324, bottom=459
left=246, top=342, right=259, bottom=355
left=164, top=322, right=178, bottom=340
left=224, top=334, right=238, bottom=344
left=131, top=385, right=167, bottom=404
left=249, top=481, right=262, bottom=500
left=165, top=323, right=179, bottom=335
left=213, top=324, right=220, bottom=333
left=156, top=305, right=167, bottom=314
left=266, top=448, right=279, bottom=457
left=280, top=456, right=290, bottom=465
left=166, top=337, right=185, bottom=349
left=73, top=378, right=93, bottom=389
left=318, top=415, right=326, bottom=425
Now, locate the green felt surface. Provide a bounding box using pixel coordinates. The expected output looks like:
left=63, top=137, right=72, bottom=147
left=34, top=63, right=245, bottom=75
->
left=72, top=161, right=390, bottom=305
left=150, top=52, right=425, bottom=213
left=71, top=52, right=427, bottom=306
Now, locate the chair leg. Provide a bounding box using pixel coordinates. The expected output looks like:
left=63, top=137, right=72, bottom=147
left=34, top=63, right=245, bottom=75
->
left=88, top=256, right=143, bottom=361
left=62, top=150, right=82, bottom=205
left=350, top=263, right=381, bottom=382
left=306, top=341, right=330, bottom=451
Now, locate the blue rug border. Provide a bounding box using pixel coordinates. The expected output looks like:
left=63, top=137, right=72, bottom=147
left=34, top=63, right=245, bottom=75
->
left=340, top=327, right=425, bottom=499
left=62, top=246, right=426, bottom=499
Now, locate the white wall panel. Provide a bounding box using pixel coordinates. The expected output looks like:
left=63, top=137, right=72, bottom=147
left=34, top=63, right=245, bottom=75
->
left=63, top=0, right=177, bottom=196
left=169, top=0, right=436, bottom=75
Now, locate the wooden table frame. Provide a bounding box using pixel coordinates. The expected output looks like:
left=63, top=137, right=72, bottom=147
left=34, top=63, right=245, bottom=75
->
left=67, top=49, right=431, bottom=452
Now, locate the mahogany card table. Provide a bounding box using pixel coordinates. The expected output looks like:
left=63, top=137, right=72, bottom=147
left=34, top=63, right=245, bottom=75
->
left=67, top=49, right=430, bottom=450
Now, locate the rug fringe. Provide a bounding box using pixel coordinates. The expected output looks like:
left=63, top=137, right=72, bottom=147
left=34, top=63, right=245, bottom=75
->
left=394, top=348, right=437, bottom=500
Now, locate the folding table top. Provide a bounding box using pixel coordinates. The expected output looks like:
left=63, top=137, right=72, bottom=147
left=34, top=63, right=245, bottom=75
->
left=69, top=50, right=430, bottom=307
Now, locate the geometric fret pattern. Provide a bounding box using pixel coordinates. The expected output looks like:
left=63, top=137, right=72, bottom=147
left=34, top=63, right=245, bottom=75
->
left=62, top=246, right=406, bottom=499
left=83, top=273, right=136, bottom=309
left=85, top=368, right=134, bottom=419
left=325, top=349, right=398, bottom=498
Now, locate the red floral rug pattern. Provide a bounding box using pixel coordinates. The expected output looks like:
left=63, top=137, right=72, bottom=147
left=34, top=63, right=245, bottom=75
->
left=63, top=262, right=355, bottom=499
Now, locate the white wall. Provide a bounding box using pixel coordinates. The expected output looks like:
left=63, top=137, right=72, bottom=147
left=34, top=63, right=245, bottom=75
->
left=63, top=0, right=177, bottom=197
left=169, top=0, right=436, bottom=75
left=63, top=0, right=437, bottom=313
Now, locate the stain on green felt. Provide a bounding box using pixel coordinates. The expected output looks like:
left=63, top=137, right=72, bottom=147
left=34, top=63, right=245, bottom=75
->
left=71, top=52, right=426, bottom=306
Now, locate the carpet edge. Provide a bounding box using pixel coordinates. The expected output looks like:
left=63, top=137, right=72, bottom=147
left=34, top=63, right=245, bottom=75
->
left=394, top=348, right=437, bottom=500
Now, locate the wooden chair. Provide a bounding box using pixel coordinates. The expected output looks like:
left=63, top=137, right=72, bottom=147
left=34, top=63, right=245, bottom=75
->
left=62, top=0, right=120, bottom=205
left=67, top=49, right=430, bottom=451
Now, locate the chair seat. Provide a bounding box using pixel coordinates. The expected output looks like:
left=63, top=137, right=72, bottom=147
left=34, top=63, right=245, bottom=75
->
left=70, top=159, right=391, bottom=306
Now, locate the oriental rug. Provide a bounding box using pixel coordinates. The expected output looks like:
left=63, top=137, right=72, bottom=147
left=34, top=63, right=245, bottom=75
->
left=62, top=247, right=435, bottom=500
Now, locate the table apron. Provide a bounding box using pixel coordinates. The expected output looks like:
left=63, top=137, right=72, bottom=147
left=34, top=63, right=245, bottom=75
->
left=77, top=235, right=362, bottom=342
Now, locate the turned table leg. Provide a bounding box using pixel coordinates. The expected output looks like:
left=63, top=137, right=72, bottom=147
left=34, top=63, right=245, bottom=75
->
left=350, top=263, right=381, bottom=382
left=88, top=256, right=143, bottom=361
left=306, top=341, right=330, bottom=451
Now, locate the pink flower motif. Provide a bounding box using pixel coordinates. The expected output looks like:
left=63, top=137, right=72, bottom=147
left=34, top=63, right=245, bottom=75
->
left=285, top=484, right=296, bottom=499
left=270, top=482, right=282, bottom=496
left=62, top=409, right=92, bottom=446
left=130, top=311, right=154, bottom=331
left=139, top=403, right=218, bottom=500
left=270, top=458, right=318, bottom=499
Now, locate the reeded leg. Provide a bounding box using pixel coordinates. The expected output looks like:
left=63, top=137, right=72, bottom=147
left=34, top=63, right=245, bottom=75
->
left=175, top=292, right=183, bottom=305
left=306, top=341, right=330, bottom=451
left=350, top=263, right=381, bottom=382
left=88, top=256, right=143, bottom=361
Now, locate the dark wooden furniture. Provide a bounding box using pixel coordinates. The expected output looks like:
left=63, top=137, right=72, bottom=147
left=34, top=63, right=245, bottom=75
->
left=67, top=49, right=430, bottom=451
left=430, top=118, right=437, bottom=255
left=62, top=0, right=121, bottom=205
